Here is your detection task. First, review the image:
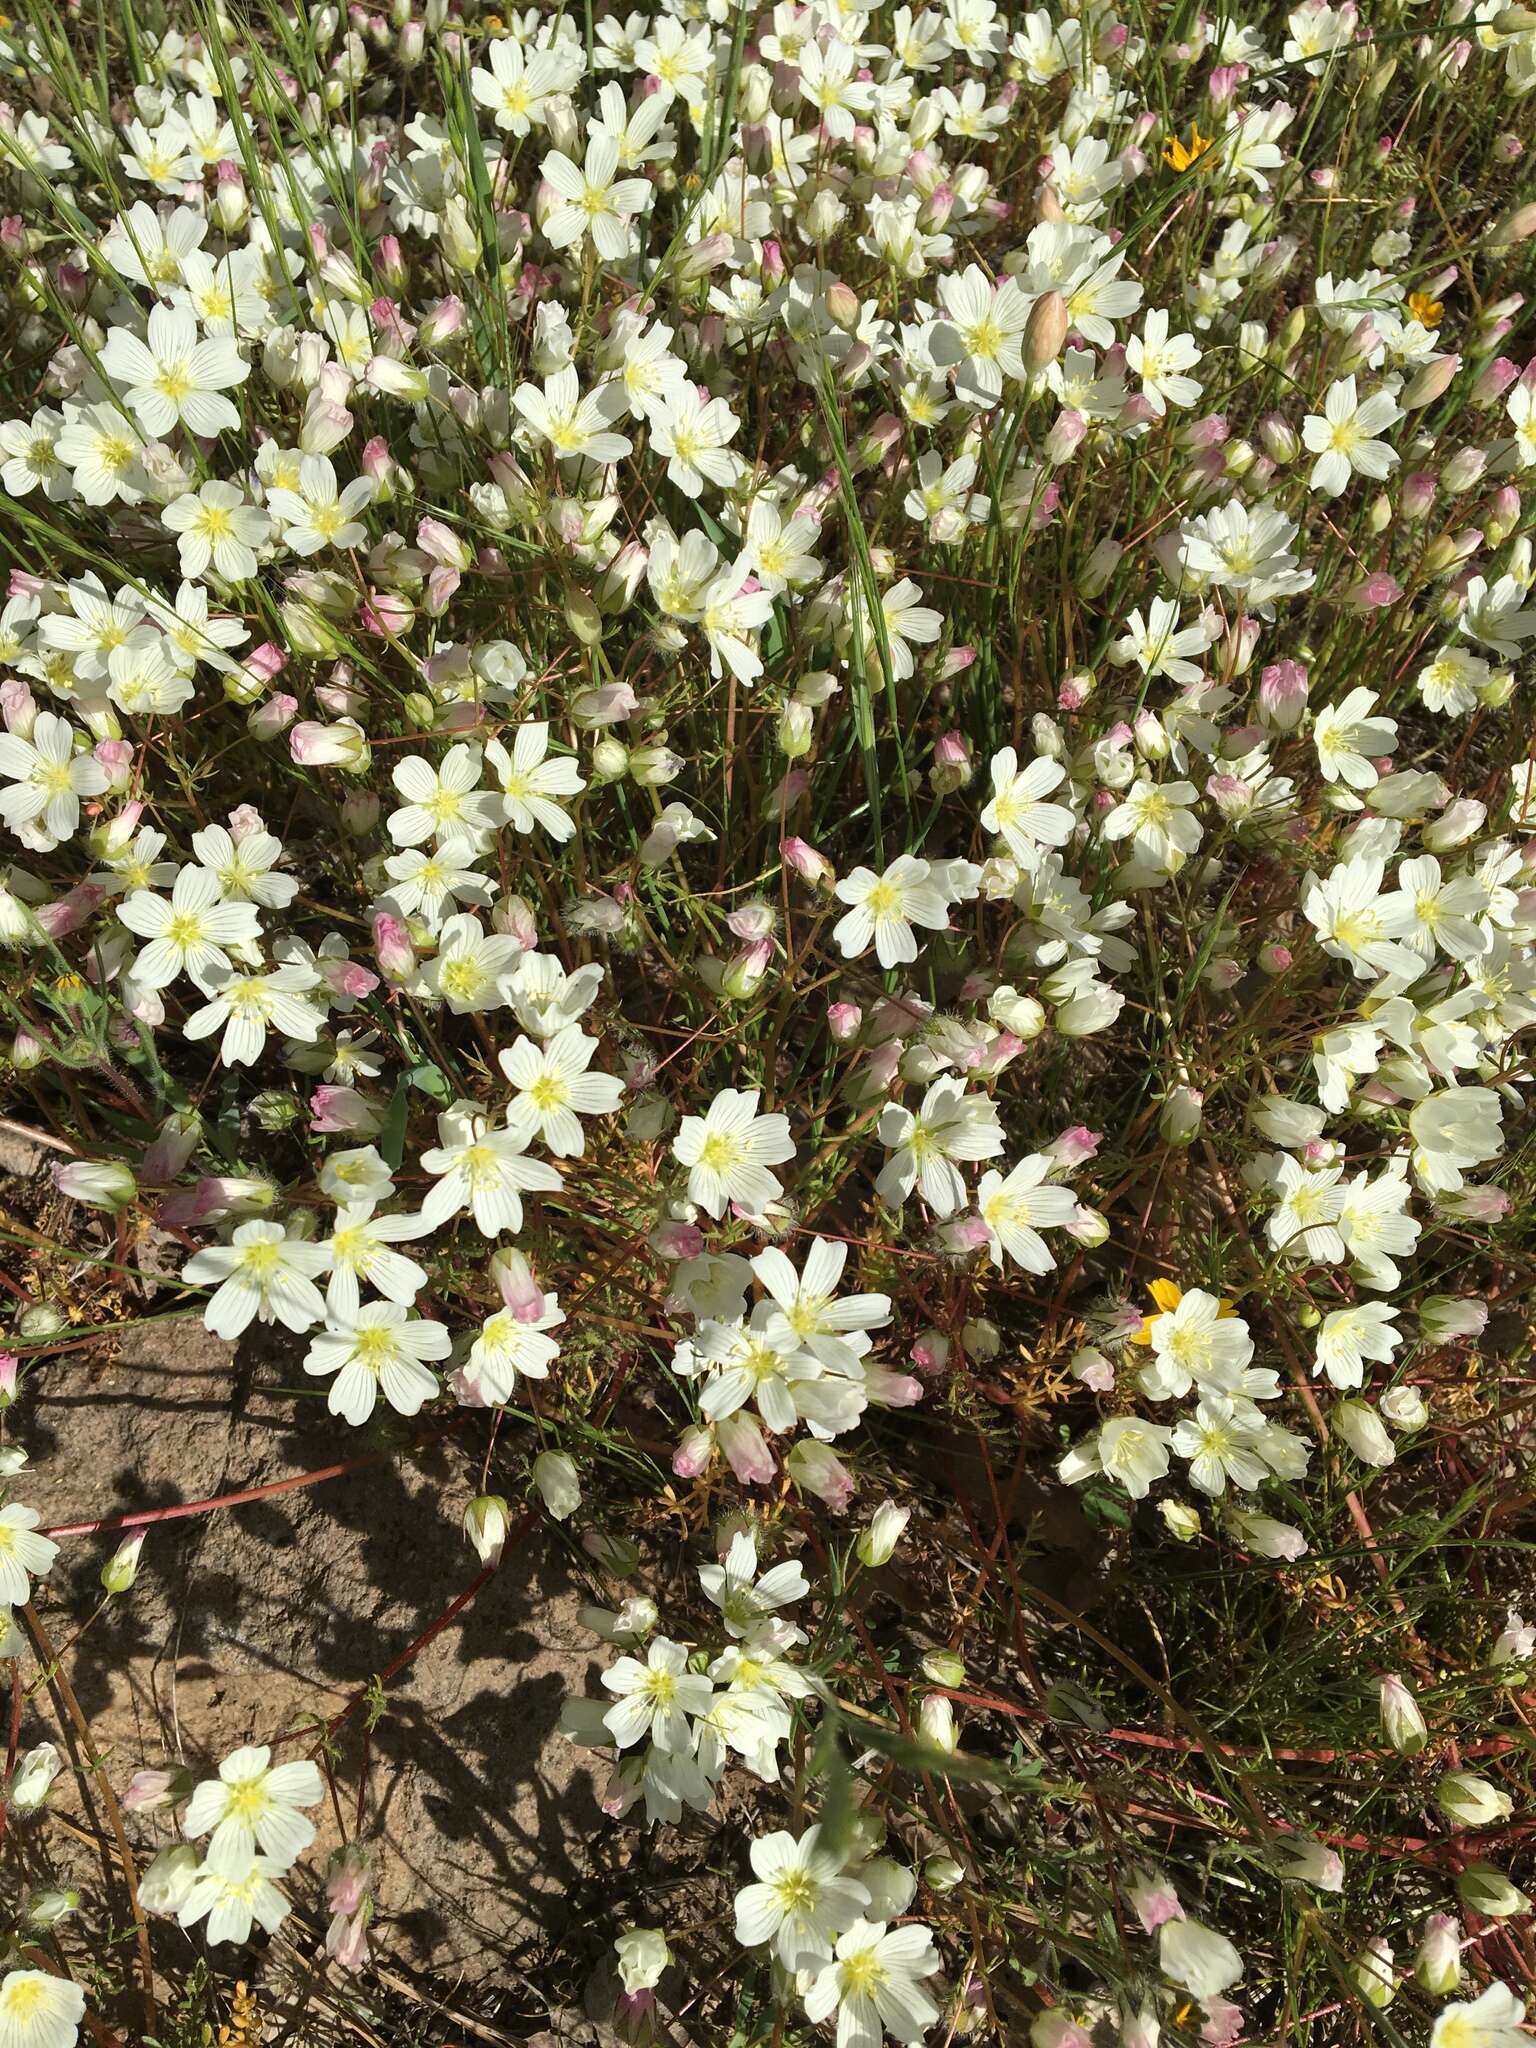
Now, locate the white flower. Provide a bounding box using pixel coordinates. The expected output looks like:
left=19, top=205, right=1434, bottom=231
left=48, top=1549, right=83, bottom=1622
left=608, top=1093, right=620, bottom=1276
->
left=1431, top=1982, right=1527, bottom=2048
left=652, top=386, right=741, bottom=498
left=1409, top=1085, right=1503, bottom=1193
left=750, top=1237, right=891, bottom=1373
left=0, top=1503, right=59, bottom=1605
left=1126, top=308, right=1203, bottom=415
left=673, top=1088, right=795, bottom=1219
left=877, top=1079, right=1004, bottom=1217
left=1144, top=1289, right=1253, bottom=1397
left=183, top=1744, right=324, bottom=1874
left=1314, top=1302, right=1402, bottom=1389
left=182, top=1220, right=329, bottom=1338
left=1313, top=686, right=1397, bottom=790
left=419, top=1101, right=563, bottom=1236
left=387, top=744, right=500, bottom=848
left=513, top=365, right=632, bottom=464
left=98, top=302, right=248, bottom=437
left=1302, top=376, right=1402, bottom=495
left=419, top=914, right=519, bottom=1017
left=976, top=1156, right=1077, bottom=1272
left=980, top=747, right=1073, bottom=856
left=1171, top=1395, right=1269, bottom=1496
left=1096, top=1416, right=1175, bottom=1499
left=0, top=713, right=108, bottom=845
left=190, top=823, right=298, bottom=909
left=117, top=866, right=262, bottom=993
left=802, top=1918, right=942, bottom=2048
left=321, top=1203, right=427, bottom=1320
left=1111, top=599, right=1214, bottom=685
left=1267, top=1156, right=1346, bottom=1263
left=485, top=722, right=586, bottom=841
left=0, top=1969, right=86, bottom=2048
left=304, top=1302, right=450, bottom=1425
left=263, top=454, right=374, bottom=555
left=734, top=1826, right=872, bottom=1968
left=162, top=480, right=269, bottom=581
left=1159, top=1917, right=1243, bottom=1996
left=541, top=133, right=650, bottom=261
left=465, top=1295, right=564, bottom=1402
left=471, top=36, right=578, bottom=134
left=833, top=855, right=951, bottom=969
left=184, top=963, right=324, bottom=1066
left=499, top=1025, right=626, bottom=1156
left=177, top=1854, right=290, bottom=1945
left=1101, top=779, right=1202, bottom=870
left=602, top=1636, right=715, bottom=1752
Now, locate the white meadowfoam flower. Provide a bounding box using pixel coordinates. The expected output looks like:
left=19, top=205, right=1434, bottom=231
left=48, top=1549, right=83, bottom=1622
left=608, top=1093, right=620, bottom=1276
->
left=1111, top=599, right=1214, bottom=685
left=750, top=1237, right=891, bottom=1374
left=802, top=1918, right=942, bottom=2048
left=652, top=386, right=741, bottom=498
left=424, top=911, right=524, bottom=1014
left=190, top=823, right=298, bottom=909
left=98, top=302, right=248, bottom=438
left=1267, top=1157, right=1346, bottom=1263
left=673, top=1088, right=795, bottom=1219
left=304, top=1302, right=450, bottom=1425
left=0, top=1503, right=59, bottom=1605
left=699, top=1529, right=808, bottom=1638
left=382, top=841, right=489, bottom=926
left=877, top=1078, right=1003, bottom=1217
left=499, top=1025, right=626, bottom=1156
left=1126, top=308, right=1203, bottom=415
left=184, top=962, right=325, bottom=1066
left=602, top=1636, right=715, bottom=1752
left=321, top=1203, right=427, bottom=1319
left=1096, top=1415, right=1175, bottom=1499
left=184, top=1744, right=324, bottom=1874
left=734, top=1826, right=872, bottom=1968
left=485, top=723, right=586, bottom=841
left=177, top=1854, right=290, bottom=1946
left=513, top=365, right=632, bottom=464
left=161, top=480, right=269, bottom=581
left=0, top=712, right=108, bottom=844
left=263, top=454, right=374, bottom=556
left=1100, top=778, right=1202, bottom=870
left=1302, top=376, right=1402, bottom=495
left=471, top=35, right=579, bottom=134
left=387, top=744, right=500, bottom=848
left=1143, top=1289, right=1253, bottom=1398
left=0, top=1969, right=86, bottom=2048
left=980, top=747, right=1073, bottom=856
left=182, top=1220, right=329, bottom=1338
left=976, top=1156, right=1078, bottom=1272
left=117, top=866, right=262, bottom=993
left=833, top=855, right=951, bottom=969
left=540, top=133, right=651, bottom=262
left=1313, top=687, right=1397, bottom=790
left=1431, top=1983, right=1527, bottom=2048
left=1314, top=1302, right=1402, bottom=1390
left=465, top=1293, right=564, bottom=1403
left=418, top=1100, right=563, bottom=1235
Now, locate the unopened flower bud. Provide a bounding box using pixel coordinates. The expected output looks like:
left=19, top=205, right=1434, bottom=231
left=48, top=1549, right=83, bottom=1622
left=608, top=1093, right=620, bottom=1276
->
left=1379, top=1674, right=1428, bottom=1754
left=101, top=1532, right=145, bottom=1594
left=464, top=1494, right=511, bottom=1564
left=1024, top=290, right=1069, bottom=373
left=532, top=1450, right=581, bottom=1521
left=1414, top=1914, right=1461, bottom=1994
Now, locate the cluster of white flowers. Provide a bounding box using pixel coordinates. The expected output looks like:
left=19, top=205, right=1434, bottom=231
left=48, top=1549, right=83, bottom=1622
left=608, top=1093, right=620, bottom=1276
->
left=1, top=0, right=1536, bottom=2036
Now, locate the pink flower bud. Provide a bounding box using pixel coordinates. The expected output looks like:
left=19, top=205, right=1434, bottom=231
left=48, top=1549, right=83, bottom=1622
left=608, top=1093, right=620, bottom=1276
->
left=1051, top=1125, right=1102, bottom=1166
left=371, top=910, right=415, bottom=982
left=248, top=692, right=297, bottom=739
left=1258, top=658, right=1309, bottom=730
left=1402, top=471, right=1437, bottom=519
left=1349, top=572, right=1403, bottom=611
left=781, top=835, right=833, bottom=886
left=718, top=1412, right=776, bottom=1486
left=827, top=1000, right=863, bottom=1042
left=1258, top=942, right=1292, bottom=976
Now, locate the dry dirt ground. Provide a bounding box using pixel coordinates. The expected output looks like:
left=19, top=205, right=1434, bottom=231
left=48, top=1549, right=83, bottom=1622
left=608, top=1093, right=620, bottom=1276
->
left=1, top=1125, right=680, bottom=2041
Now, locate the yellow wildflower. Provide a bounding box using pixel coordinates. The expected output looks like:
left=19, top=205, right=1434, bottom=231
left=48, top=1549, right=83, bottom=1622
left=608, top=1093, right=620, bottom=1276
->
left=1163, top=125, right=1215, bottom=173
left=1407, top=290, right=1443, bottom=328
left=1129, top=1277, right=1237, bottom=1346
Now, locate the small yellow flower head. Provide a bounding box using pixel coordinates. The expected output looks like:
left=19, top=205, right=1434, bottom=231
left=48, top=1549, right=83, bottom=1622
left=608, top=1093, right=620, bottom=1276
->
left=1130, top=1278, right=1237, bottom=1345
left=1162, top=125, right=1214, bottom=173
left=1407, top=290, right=1444, bottom=329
